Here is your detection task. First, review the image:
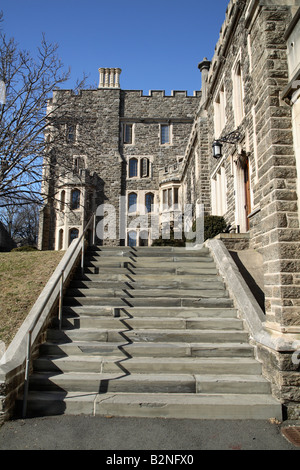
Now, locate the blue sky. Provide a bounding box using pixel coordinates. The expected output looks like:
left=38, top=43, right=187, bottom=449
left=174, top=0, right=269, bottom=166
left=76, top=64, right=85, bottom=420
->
left=1, top=0, right=229, bottom=95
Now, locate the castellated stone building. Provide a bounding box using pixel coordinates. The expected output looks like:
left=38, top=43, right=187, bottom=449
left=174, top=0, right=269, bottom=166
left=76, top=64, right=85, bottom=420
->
left=38, top=0, right=300, bottom=417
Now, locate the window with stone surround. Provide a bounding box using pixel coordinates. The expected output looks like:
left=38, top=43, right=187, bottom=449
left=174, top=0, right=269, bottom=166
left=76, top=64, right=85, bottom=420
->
left=128, top=157, right=151, bottom=179
left=123, top=123, right=133, bottom=144
left=128, top=192, right=137, bottom=213
left=214, top=82, right=226, bottom=138
left=129, top=158, right=138, bottom=178
left=145, top=192, right=154, bottom=213
left=232, top=56, right=245, bottom=127
left=128, top=230, right=137, bottom=246
left=70, top=188, right=80, bottom=210
left=160, top=124, right=171, bottom=145
left=211, top=163, right=227, bottom=216
left=66, top=124, right=76, bottom=143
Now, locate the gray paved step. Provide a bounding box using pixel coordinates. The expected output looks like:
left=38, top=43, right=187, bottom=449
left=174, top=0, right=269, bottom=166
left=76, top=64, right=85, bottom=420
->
left=61, top=306, right=239, bottom=318
left=63, top=297, right=234, bottom=308
left=53, top=315, right=244, bottom=331
left=46, top=327, right=249, bottom=343
left=66, top=288, right=228, bottom=299
left=69, top=279, right=225, bottom=290
left=33, top=356, right=261, bottom=376
left=28, top=368, right=268, bottom=394
left=39, top=341, right=254, bottom=358
left=21, top=391, right=282, bottom=420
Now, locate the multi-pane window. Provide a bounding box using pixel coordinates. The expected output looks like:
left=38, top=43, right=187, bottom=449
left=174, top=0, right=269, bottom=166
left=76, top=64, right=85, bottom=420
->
left=128, top=192, right=137, bottom=213
left=123, top=124, right=133, bottom=144
left=128, top=157, right=150, bottom=178
left=71, top=189, right=80, bottom=210
left=162, top=187, right=179, bottom=209
left=145, top=192, right=154, bottom=213
left=129, top=158, right=138, bottom=178
left=161, top=124, right=170, bottom=145
left=128, top=230, right=137, bottom=246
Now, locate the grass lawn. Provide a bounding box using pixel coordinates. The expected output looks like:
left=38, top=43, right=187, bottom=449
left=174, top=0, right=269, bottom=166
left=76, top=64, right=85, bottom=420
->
left=0, top=251, right=65, bottom=349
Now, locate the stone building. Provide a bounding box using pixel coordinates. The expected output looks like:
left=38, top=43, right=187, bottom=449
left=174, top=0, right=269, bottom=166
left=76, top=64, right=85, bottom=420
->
left=38, top=67, right=201, bottom=250
left=38, top=0, right=300, bottom=417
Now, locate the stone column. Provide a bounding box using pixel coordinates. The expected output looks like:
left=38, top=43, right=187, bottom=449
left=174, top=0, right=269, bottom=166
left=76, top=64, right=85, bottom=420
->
left=109, top=69, right=115, bottom=88
left=98, top=68, right=105, bottom=88
left=114, top=68, right=122, bottom=88
left=104, top=68, right=110, bottom=87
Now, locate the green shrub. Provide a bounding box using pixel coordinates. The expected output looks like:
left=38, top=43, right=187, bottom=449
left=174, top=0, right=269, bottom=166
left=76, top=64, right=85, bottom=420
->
left=11, top=245, right=38, bottom=252
left=203, top=215, right=227, bottom=240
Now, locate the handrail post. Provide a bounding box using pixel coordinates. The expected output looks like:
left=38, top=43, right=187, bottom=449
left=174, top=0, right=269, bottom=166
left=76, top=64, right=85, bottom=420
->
left=93, top=214, right=96, bottom=245
left=22, top=329, right=32, bottom=418
left=58, top=270, right=64, bottom=330
left=81, top=235, right=85, bottom=276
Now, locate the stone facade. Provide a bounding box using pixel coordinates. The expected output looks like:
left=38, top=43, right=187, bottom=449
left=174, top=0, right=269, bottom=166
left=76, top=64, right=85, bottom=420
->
left=39, top=0, right=300, bottom=418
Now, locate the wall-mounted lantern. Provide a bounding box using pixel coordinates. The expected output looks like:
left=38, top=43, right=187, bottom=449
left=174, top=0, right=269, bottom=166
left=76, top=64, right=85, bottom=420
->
left=212, top=128, right=242, bottom=159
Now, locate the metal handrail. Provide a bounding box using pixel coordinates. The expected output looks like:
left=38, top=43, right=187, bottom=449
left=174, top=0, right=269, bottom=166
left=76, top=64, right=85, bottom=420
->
left=22, top=213, right=96, bottom=418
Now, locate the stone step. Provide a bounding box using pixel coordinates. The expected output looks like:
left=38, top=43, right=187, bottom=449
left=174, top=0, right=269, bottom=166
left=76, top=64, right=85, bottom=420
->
left=20, top=391, right=282, bottom=420
left=85, top=255, right=214, bottom=263
left=76, top=273, right=221, bottom=281
left=46, top=327, right=249, bottom=343
left=63, top=296, right=234, bottom=308
left=33, top=356, right=261, bottom=376
left=65, top=288, right=228, bottom=299
left=28, top=368, right=267, bottom=394
left=62, top=306, right=239, bottom=319
left=69, top=279, right=225, bottom=290
left=39, top=341, right=254, bottom=358
left=53, top=315, right=244, bottom=331
left=84, top=261, right=215, bottom=269
left=83, top=266, right=219, bottom=275
left=88, top=246, right=210, bottom=256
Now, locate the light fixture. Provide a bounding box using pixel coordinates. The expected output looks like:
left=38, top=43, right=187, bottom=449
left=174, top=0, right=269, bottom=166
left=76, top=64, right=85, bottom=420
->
left=212, top=128, right=242, bottom=159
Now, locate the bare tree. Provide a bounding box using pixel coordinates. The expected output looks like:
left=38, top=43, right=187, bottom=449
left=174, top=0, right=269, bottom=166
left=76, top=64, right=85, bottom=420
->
left=0, top=12, right=87, bottom=208
left=0, top=197, right=40, bottom=246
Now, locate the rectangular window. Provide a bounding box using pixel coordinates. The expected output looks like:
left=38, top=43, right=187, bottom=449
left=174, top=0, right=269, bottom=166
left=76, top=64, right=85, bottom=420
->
left=123, top=124, right=133, bottom=144
left=161, top=124, right=170, bottom=145
left=67, top=125, right=75, bottom=143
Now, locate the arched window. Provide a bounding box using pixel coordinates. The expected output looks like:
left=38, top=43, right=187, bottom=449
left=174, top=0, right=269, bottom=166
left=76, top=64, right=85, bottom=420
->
left=128, top=231, right=137, bottom=247
left=145, top=192, right=154, bottom=213
left=58, top=229, right=64, bottom=250
left=60, top=190, right=65, bottom=211
left=141, top=158, right=150, bottom=178
left=69, top=228, right=79, bottom=245
left=71, top=189, right=80, bottom=210
left=129, top=158, right=138, bottom=178
left=128, top=192, right=137, bottom=213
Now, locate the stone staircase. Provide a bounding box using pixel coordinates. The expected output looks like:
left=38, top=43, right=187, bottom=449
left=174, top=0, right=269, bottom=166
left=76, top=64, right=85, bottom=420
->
left=20, top=245, right=282, bottom=419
